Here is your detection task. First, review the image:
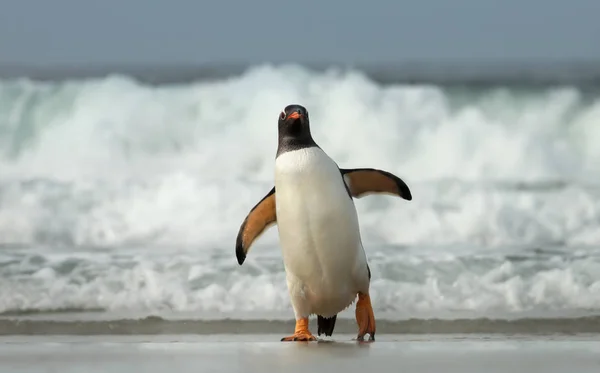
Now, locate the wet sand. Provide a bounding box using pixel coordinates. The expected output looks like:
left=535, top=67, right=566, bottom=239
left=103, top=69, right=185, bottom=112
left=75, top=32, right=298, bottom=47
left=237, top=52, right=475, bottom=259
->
left=1, top=334, right=600, bottom=373
left=3, top=314, right=600, bottom=335
left=2, top=313, right=600, bottom=372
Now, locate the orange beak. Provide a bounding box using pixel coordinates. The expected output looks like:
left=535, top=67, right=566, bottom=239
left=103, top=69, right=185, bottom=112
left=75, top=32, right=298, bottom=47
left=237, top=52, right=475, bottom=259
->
left=287, top=112, right=302, bottom=120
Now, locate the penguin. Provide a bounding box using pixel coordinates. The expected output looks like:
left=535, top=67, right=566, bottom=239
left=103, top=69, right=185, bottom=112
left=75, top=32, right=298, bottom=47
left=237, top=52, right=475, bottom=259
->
left=235, top=104, right=412, bottom=342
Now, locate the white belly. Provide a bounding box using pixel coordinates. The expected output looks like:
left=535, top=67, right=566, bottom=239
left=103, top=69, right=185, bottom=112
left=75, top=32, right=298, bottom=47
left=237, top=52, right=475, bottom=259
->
left=275, top=147, right=370, bottom=318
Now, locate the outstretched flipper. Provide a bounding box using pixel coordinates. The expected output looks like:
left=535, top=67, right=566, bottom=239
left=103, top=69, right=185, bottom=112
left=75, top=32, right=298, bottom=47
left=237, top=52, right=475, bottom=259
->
left=235, top=187, right=277, bottom=265
left=340, top=168, right=412, bottom=200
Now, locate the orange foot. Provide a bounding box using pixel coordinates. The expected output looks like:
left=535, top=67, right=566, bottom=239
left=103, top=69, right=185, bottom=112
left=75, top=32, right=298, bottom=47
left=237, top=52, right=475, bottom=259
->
left=281, top=317, right=317, bottom=342
left=355, top=292, right=376, bottom=341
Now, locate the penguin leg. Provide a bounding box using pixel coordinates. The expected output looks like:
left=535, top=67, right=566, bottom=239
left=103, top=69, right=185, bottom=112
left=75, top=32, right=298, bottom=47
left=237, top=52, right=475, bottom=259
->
left=281, top=273, right=316, bottom=342
left=317, top=314, right=337, bottom=337
left=355, top=292, right=376, bottom=341
left=281, top=317, right=317, bottom=342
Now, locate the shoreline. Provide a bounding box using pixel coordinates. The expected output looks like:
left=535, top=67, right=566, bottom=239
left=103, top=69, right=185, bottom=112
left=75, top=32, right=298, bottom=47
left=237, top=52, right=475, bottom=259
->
left=2, top=315, right=600, bottom=336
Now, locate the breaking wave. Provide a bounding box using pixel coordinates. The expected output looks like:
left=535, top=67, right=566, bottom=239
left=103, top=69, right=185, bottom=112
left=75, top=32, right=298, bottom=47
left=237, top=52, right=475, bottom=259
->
left=1, top=64, right=599, bottom=318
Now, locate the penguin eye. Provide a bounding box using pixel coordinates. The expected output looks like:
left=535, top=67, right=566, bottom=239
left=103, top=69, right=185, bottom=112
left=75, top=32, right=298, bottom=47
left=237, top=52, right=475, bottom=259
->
left=279, top=111, right=286, bottom=120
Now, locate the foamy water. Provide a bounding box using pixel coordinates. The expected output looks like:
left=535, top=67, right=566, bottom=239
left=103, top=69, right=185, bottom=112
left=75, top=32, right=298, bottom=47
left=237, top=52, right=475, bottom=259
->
left=1, top=64, right=599, bottom=318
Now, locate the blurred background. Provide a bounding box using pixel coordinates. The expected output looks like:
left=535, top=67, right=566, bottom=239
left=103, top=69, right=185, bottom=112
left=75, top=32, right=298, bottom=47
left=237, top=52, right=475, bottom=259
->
left=1, top=0, right=599, bottom=323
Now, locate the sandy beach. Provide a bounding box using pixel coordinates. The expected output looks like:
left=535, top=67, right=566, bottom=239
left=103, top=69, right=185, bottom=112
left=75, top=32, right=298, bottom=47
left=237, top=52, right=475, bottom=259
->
left=1, top=333, right=599, bottom=373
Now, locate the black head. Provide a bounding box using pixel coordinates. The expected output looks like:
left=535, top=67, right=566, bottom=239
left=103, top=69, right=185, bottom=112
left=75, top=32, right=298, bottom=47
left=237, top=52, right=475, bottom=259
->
left=276, top=104, right=318, bottom=157
left=278, top=104, right=310, bottom=138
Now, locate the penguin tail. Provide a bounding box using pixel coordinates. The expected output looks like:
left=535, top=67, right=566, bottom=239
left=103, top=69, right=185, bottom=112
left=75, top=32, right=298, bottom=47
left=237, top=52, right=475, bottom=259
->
left=317, top=314, right=337, bottom=337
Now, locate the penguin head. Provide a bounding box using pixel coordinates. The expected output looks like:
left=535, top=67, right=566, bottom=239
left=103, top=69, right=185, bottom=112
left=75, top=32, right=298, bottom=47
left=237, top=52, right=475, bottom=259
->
left=278, top=104, right=311, bottom=139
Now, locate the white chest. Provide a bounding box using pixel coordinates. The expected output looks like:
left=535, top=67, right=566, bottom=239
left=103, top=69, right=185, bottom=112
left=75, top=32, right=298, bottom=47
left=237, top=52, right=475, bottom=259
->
left=274, top=148, right=364, bottom=278
left=274, top=147, right=356, bottom=232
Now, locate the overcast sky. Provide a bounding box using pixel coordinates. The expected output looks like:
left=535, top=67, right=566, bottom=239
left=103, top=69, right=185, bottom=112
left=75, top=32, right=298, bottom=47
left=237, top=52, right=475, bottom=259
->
left=1, top=0, right=599, bottom=66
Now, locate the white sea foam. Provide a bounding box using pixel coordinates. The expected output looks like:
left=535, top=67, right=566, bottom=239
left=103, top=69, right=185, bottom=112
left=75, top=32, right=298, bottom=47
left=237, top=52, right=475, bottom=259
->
left=1, top=246, right=599, bottom=318
left=0, top=64, right=599, bottom=318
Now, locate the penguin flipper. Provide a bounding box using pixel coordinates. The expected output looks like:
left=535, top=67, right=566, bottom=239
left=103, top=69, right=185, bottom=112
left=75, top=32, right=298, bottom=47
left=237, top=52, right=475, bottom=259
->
left=235, top=187, right=277, bottom=265
left=340, top=168, right=412, bottom=201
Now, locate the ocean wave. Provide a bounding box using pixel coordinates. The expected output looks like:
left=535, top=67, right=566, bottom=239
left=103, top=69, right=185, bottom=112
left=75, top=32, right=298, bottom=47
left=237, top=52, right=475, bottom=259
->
left=0, top=65, right=599, bottom=248
left=1, top=64, right=599, bottom=183
left=1, top=64, right=599, bottom=318
left=1, top=246, right=599, bottom=317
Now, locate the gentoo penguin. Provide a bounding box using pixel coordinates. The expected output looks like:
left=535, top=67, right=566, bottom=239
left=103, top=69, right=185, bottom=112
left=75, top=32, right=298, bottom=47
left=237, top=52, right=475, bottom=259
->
left=235, top=104, right=412, bottom=342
